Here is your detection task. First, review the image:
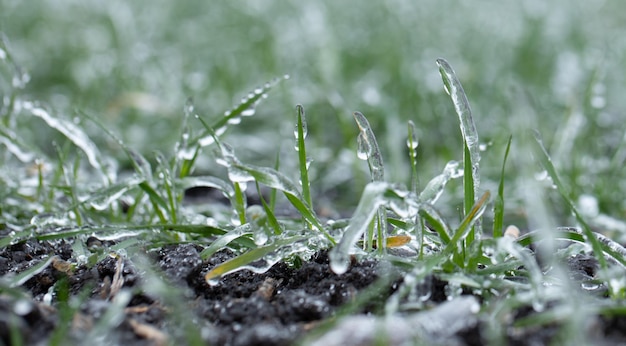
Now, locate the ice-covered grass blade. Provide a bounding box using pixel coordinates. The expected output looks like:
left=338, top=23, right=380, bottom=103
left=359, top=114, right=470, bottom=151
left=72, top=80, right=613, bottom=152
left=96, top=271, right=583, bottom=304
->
left=155, top=152, right=178, bottom=224
left=295, top=105, right=313, bottom=210
left=230, top=162, right=331, bottom=239
left=329, top=182, right=404, bottom=274
left=517, top=228, right=626, bottom=267
left=199, top=224, right=254, bottom=260
left=190, top=76, right=288, bottom=148
left=436, top=58, right=481, bottom=243
left=26, top=104, right=107, bottom=182
left=407, top=120, right=420, bottom=193
left=177, top=98, right=196, bottom=179
left=419, top=160, right=462, bottom=204
left=353, top=111, right=387, bottom=251
left=3, top=255, right=56, bottom=288
left=204, top=235, right=306, bottom=283
left=493, top=136, right=512, bottom=238
left=531, top=131, right=607, bottom=270
left=0, top=125, right=38, bottom=162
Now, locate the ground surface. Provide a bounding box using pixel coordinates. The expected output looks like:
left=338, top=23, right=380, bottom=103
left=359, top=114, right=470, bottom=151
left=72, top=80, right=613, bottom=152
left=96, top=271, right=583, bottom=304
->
left=1, top=236, right=625, bottom=345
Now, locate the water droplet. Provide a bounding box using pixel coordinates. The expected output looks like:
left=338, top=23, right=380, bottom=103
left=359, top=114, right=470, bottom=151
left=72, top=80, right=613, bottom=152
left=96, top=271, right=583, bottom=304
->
left=254, top=229, right=269, bottom=246
left=444, top=281, right=462, bottom=300
left=329, top=251, right=350, bottom=275
left=581, top=281, right=601, bottom=291
left=207, top=278, right=220, bottom=286
left=0, top=48, right=6, bottom=60
left=241, top=108, right=256, bottom=117
left=227, top=116, right=242, bottom=125
left=184, top=100, right=194, bottom=116
left=14, top=300, right=32, bottom=315
left=534, top=170, right=549, bottom=181
left=294, top=112, right=308, bottom=141
left=228, top=167, right=254, bottom=184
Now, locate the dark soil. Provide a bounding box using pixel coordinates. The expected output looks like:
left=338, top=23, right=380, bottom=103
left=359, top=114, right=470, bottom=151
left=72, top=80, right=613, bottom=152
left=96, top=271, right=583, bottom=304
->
left=1, top=237, right=625, bottom=345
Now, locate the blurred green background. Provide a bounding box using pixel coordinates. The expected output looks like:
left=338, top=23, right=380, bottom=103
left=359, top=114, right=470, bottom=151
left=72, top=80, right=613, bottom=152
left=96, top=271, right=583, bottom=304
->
left=2, top=0, right=626, bottom=228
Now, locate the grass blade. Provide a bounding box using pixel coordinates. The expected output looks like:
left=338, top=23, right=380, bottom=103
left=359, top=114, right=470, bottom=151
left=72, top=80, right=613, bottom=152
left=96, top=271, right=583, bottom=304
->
left=418, top=204, right=452, bottom=245
left=190, top=76, right=288, bottom=148
left=407, top=120, right=420, bottom=193
left=199, top=224, right=254, bottom=260
left=295, top=105, right=313, bottom=209
left=205, top=235, right=305, bottom=283
left=493, top=136, right=513, bottom=238
left=26, top=104, right=105, bottom=179
left=531, top=130, right=607, bottom=270
left=445, top=191, right=491, bottom=255
left=4, top=255, right=56, bottom=288
left=256, top=181, right=282, bottom=235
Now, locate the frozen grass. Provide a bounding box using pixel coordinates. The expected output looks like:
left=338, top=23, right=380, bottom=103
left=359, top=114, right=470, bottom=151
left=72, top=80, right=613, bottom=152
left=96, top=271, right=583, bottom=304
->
left=2, top=1, right=626, bottom=344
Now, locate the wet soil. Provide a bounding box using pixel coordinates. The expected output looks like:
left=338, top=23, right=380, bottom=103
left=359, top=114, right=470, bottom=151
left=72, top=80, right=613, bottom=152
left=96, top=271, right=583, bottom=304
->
left=1, top=238, right=625, bottom=345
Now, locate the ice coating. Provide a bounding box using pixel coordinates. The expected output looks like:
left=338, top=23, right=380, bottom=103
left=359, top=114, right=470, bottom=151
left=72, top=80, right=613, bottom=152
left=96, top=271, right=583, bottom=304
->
left=353, top=112, right=384, bottom=182
left=406, top=120, right=419, bottom=153
left=436, top=59, right=481, bottom=197
left=419, top=160, right=461, bottom=204
left=294, top=104, right=308, bottom=142
left=329, top=182, right=390, bottom=274
left=24, top=102, right=103, bottom=177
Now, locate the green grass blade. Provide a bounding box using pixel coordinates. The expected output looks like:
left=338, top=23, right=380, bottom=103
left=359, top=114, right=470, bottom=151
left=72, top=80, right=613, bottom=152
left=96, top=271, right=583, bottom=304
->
left=256, top=181, right=282, bottom=235
left=531, top=130, right=607, bottom=270
left=295, top=105, right=313, bottom=209
left=445, top=191, right=490, bottom=255
left=463, top=144, right=476, bottom=243
left=137, top=181, right=168, bottom=223
left=199, top=224, right=254, bottom=260
left=270, top=152, right=280, bottom=211
left=493, top=135, right=513, bottom=238
left=233, top=182, right=247, bottom=225
left=155, top=152, right=178, bottom=224
left=418, top=204, right=452, bottom=245
left=204, top=235, right=305, bottom=282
